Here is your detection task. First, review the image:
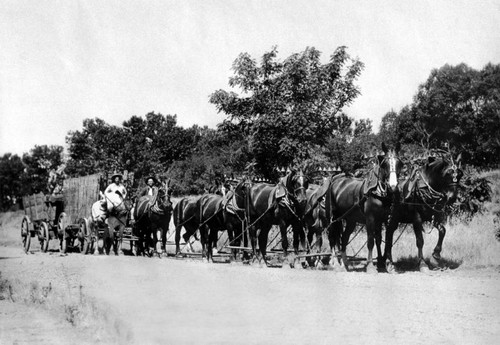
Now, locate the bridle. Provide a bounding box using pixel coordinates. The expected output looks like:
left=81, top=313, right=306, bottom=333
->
left=293, top=171, right=308, bottom=196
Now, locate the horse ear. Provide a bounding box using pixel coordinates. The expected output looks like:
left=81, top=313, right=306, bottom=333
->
left=382, top=142, right=388, bottom=154
left=427, top=156, right=436, bottom=164
left=455, top=153, right=462, bottom=164
left=395, top=142, right=401, bottom=154
left=377, top=155, right=385, bottom=164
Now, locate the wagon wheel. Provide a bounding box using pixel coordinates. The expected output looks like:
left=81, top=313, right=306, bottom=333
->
left=78, top=218, right=91, bottom=254
left=39, top=221, right=50, bottom=253
left=58, top=212, right=69, bottom=254
left=21, top=216, right=31, bottom=254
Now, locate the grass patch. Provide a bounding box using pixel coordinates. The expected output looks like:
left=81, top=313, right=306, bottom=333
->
left=0, top=272, right=133, bottom=344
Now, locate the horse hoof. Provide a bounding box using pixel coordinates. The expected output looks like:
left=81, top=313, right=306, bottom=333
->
left=419, top=259, right=430, bottom=272
left=366, top=264, right=378, bottom=274
left=429, top=255, right=441, bottom=269
left=419, top=264, right=430, bottom=273
left=386, top=262, right=397, bottom=274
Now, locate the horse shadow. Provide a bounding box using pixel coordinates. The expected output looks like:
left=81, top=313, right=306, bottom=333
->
left=393, top=255, right=462, bottom=273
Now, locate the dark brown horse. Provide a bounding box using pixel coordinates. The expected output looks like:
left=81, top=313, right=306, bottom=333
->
left=197, top=193, right=228, bottom=262
left=244, top=170, right=309, bottom=267
left=383, top=154, right=463, bottom=272
left=173, top=195, right=202, bottom=255
left=323, top=144, right=403, bottom=272
left=133, top=180, right=173, bottom=256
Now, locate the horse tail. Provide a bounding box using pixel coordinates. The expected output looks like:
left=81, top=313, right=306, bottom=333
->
left=173, top=198, right=186, bottom=227
left=134, top=196, right=149, bottom=221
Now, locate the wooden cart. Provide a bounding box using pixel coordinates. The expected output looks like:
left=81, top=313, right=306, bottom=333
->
left=21, top=193, right=61, bottom=253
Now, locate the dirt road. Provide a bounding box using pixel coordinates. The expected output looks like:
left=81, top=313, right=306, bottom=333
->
left=1, top=242, right=499, bottom=345
left=1, top=209, right=500, bottom=344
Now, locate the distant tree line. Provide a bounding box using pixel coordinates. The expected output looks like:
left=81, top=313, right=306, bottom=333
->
left=1, top=47, right=499, bottom=209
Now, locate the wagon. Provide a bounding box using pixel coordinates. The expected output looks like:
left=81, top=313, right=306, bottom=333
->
left=21, top=192, right=63, bottom=253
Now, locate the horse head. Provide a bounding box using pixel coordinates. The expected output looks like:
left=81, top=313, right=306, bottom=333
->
left=421, top=153, right=463, bottom=202
left=156, top=179, right=173, bottom=214
left=281, top=169, right=309, bottom=213
left=376, top=143, right=404, bottom=194
left=229, top=177, right=248, bottom=210
left=107, top=191, right=130, bottom=216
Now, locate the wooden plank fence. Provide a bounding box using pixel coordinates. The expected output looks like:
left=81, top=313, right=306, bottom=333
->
left=63, top=174, right=101, bottom=223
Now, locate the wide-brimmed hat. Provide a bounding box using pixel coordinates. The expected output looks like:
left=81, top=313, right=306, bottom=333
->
left=111, top=172, right=123, bottom=181
left=145, top=176, right=157, bottom=184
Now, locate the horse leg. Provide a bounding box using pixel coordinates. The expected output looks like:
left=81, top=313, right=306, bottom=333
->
left=383, top=219, right=399, bottom=274
left=259, top=225, right=271, bottom=267
left=413, top=215, right=429, bottom=272
left=337, top=220, right=355, bottom=271
left=226, top=224, right=237, bottom=261
left=291, top=220, right=301, bottom=255
left=430, top=222, right=446, bottom=268
left=208, top=228, right=218, bottom=263
left=249, top=225, right=259, bottom=264
left=305, top=222, right=315, bottom=267
left=200, top=225, right=209, bottom=263
left=103, top=224, right=111, bottom=255
left=175, top=226, right=182, bottom=256
left=374, top=221, right=385, bottom=271
left=279, top=221, right=290, bottom=264
left=315, top=229, right=324, bottom=268
left=117, top=221, right=125, bottom=256
left=327, top=221, right=343, bottom=270
left=365, top=216, right=378, bottom=274
left=160, top=222, right=168, bottom=256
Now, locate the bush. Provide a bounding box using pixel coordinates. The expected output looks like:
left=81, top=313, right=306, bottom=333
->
left=450, top=166, right=492, bottom=222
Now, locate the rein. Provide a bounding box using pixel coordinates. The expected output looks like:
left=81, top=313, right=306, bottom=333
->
left=400, top=171, right=449, bottom=213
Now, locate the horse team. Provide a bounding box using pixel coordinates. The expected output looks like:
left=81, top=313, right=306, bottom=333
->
left=128, top=143, right=463, bottom=273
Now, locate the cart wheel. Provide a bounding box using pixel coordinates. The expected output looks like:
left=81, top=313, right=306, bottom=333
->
left=39, top=222, right=49, bottom=253
left=79, top=218, right=91, bottom=254
left=21, top=216, right=31, bottom=254
left=58, top=212, right=68, bottom=254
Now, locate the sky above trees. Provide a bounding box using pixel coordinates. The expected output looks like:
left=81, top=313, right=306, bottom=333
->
left=1, top=0, right=499, bottom=156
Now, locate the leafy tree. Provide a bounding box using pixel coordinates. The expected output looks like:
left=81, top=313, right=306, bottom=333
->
left=66, top=113, right=198, bottom=180
left=22, top=145, right=64, bottom=194
left=378, top=110, right=399, bottom=147
left=325, top=116, right=378, bottom=173
left=393, top=63, right=500, bottom=166
left=65, top=118, right=126, bottom=176
left=210, top=46, right=364, bottom=178
left=0, top=153, right=26, bottom=209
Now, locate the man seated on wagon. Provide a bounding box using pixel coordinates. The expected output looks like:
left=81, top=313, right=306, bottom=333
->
left=46, top=164, right=66, bottom=222
left=104, top=173, right=128, bottom=211
left=137, top=176, right=159, bottom=207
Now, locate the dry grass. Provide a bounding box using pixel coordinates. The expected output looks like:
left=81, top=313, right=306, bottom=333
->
left=0, top=271, right=133, bottom=344
left=0, top=210, right=24, bottom=247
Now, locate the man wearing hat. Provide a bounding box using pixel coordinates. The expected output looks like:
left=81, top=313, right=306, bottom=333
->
left=104, top=173, right=128, bottom=212
left=137, top=176, right=158, bottom=201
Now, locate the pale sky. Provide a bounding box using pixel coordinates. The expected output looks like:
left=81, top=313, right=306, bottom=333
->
left=1, top=0, right=499, bottom=156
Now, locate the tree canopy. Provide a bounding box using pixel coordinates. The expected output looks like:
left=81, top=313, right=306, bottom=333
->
left=381, top=63, right=500, bottom=166
left=210, top=46, right=364, bottom=178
